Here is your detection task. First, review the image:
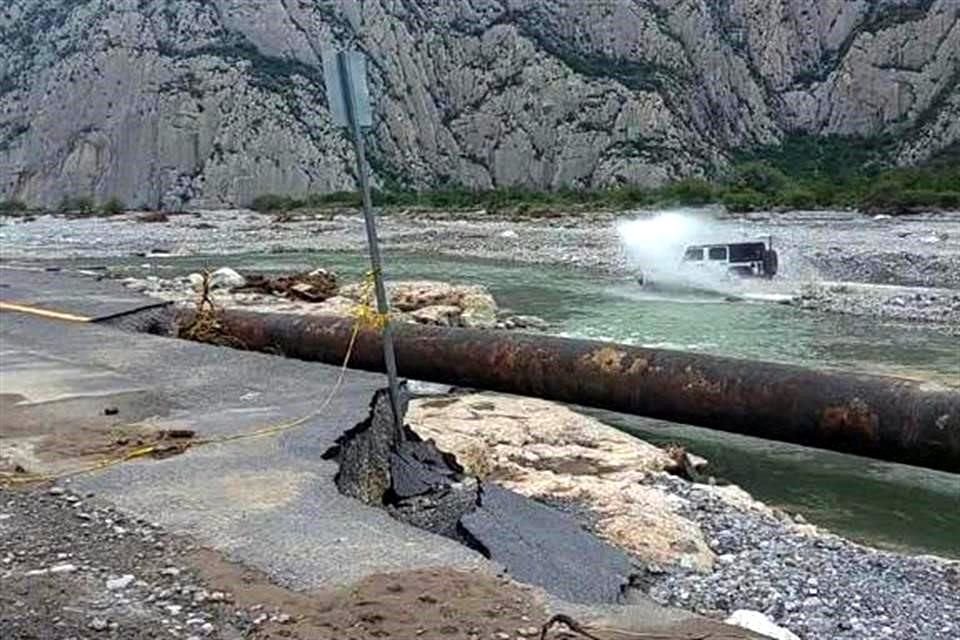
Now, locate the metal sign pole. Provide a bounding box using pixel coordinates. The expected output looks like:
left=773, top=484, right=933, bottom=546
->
left=335, top=52, right=405, bottom=437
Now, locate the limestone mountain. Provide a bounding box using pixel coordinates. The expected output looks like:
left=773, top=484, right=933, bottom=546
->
left=1, top=0, right=957, bottom=209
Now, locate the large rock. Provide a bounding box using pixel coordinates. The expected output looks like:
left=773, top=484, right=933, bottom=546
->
left=1, top=1, right=956, bottom=208
left=407, top=393, right=716, bottom=572
left=208, top=267, right=245, bottom=291
left=459, top=292, right=498, bottom=329
left=340, top=281, right=500, bottom=327
left=410, top=305, right=462, bottom=327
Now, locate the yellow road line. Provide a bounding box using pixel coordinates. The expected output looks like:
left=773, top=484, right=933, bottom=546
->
left=0, top=301, right=92, bottom=323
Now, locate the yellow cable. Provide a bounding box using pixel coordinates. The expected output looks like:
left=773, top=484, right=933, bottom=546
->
left=0, top=301, right=92, bottom=323
left=1, top=279, right=381, bottom=487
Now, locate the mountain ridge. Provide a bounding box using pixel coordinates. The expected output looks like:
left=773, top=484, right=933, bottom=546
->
left=1, top=0, right=956, bottom=210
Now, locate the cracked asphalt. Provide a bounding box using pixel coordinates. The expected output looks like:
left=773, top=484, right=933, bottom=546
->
left=1, top=267, right=487, bottom=589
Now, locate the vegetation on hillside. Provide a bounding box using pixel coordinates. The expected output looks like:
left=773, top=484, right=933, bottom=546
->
left=251, top=137, right=958, bottom=215
left=0, top=199, right=28, bottom=215
left=3, top=137, right=956, bottom=218
left=0, top=195, right=129, bottom=217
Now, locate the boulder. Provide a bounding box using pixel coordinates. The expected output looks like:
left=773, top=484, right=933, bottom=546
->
left=460, top=292, right=498, bottom=329
left=209, top=267, right=245, bottom=290
left=339, top=280, right=497, bottom=315
left=410, top=305, right=462, bottom=327
left=407, top=393, right=715, bottom=571
left=186, top=273, right=205, bottom=292
left=500, top=314, right=550, bottom=331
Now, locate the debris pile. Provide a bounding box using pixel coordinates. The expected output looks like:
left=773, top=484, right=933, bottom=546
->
left=121, top=270, right=549, bottom=331
left=233, top=269, right=339, bottom=303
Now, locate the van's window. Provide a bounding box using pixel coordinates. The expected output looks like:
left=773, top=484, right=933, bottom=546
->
left=709, top=247, right=728, bottom=261
left=730, top=243, right=765, bottom=262
left=684, top=247, right=705, bottom=261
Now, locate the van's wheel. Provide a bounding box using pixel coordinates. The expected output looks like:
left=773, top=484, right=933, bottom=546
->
left=763, top=249, right=779, bottom=278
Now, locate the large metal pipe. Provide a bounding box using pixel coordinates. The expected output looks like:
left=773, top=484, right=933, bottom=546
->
left=186, top=309, right=960, bottom=473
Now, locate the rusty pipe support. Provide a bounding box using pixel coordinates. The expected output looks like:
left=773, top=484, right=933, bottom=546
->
left=188, top=309, right=960, bottom=473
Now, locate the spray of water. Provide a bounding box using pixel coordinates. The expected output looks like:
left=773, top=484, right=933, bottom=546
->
left=617, top=209, right=750, bottom=294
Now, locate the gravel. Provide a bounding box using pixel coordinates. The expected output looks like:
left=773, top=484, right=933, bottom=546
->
left=2, top=208, right=958, bottom=282
left=793, top=283, right=960, bottom=334
left=0, top=485, right=273, bottom=639
left=3, top=208, right=958, bottom=331
left=641, top=475, right=960, bottom=640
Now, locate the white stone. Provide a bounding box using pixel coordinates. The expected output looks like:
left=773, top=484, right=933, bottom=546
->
left=89, top=618, right=108, bottom=631
left=106, top=574, right=135, bottom=590
left=459, top=292, right=498, bottom=329
left=724, top=610, right=800, bottom=640
left=209, top=267, right=245, bottom=290
left=49, top=564, right=78, bottom=574
left=410, top=304, right=462, bottom=327
left=187, top=273, right=205, bottom=292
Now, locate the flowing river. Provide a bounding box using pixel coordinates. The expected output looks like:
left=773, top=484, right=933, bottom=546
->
left=99, top=249, right=960, bottom=557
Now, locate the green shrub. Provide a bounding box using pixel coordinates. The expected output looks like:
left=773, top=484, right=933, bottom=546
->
left=0, top=199, right=28, bottom=215
left=778, top=187, right=818, bottom=209
left=936, top=191, right=960, bottom=209
left=733, top=162, right=792, bottom=195
left=721, top=189, right=768, bottom=213
left=59, top=195, right=96, bottom=215
left=662, top=178, right=714, bottom=204
left=100, top=197, right=126, bottom=216
left=308, top=191, right=361, bottom=207
left=608, top=187, right=655, bottom=207
left=251, top=194, right=299, bottom=212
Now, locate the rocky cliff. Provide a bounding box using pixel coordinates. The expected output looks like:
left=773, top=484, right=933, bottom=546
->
left=1, top=0, right=957, bottom=209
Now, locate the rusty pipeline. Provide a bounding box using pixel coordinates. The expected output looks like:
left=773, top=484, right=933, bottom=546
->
left=183, top=309, right=960, bottom=473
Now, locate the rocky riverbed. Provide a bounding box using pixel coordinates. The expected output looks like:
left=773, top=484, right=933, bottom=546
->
left=407, top=392, right=960, bottom=640
left=2, top=207, right=958, bottom=330
left=643, top=474, right=960, bottom=640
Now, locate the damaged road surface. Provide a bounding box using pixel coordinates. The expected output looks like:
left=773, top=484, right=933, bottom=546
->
left=1, top=268, right=764, bottom=639
left=326, top=387, right=640, bottom=604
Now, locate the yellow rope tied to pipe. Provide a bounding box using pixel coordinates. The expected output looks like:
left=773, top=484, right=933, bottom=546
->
left=0, top=270, right=395, bottom=488
left=351, top=269, right=390, bottom=331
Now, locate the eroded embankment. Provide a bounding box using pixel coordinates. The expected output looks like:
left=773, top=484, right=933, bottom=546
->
left=322, top=386, right=644, bottom=605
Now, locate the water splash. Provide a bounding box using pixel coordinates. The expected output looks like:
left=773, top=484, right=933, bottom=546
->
left=617, top=209, right=760, bottom=295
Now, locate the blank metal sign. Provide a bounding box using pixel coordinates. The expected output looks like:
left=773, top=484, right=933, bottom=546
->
left=322, top=50, right=373, bottom=128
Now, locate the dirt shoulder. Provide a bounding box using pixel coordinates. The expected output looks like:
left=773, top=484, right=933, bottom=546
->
left=0, top=486, right=757, bottom=640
